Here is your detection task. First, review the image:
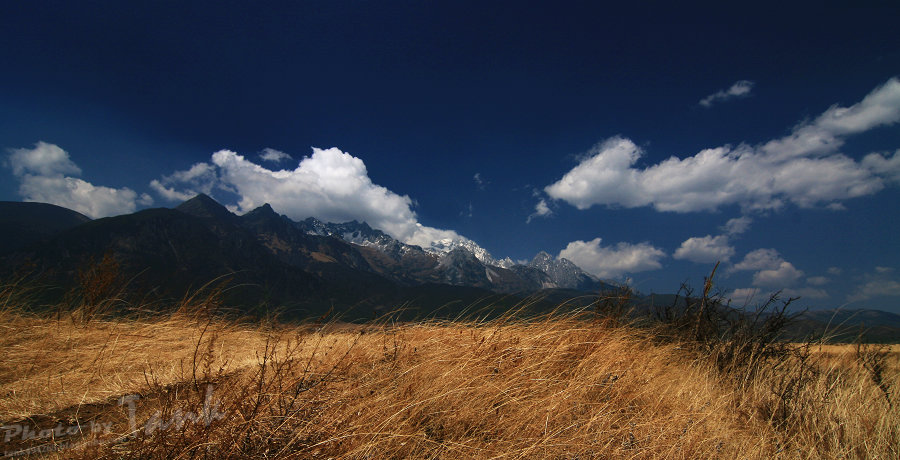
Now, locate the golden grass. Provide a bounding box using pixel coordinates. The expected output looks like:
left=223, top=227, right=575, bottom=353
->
left=0, top=297, right=898, bottom=458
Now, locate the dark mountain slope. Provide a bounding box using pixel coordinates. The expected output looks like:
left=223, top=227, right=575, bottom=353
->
left=1, top=208, right=323, bottom=308
left=0, top=201, right=91, bottom=255
left=175, top=193, right=239, bottom=224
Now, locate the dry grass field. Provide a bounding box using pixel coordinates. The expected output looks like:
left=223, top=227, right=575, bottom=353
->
left=1, top=281, right=898, bottom=459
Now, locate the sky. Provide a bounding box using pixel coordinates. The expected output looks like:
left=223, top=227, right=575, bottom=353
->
left=2, top=1, right=900, bottom=312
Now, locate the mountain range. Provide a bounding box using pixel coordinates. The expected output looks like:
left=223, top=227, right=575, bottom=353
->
left=1, top=196, right=898, bottom=340
left=0, top=195, right=611, bottom=320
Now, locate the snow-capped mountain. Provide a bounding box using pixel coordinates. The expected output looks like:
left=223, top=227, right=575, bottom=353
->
left=286, top=208, right=607, bottom=293
left=297, top=217, right=423, bottom=260
left=298, top=218, right=514, bottom=269
left=527, top=251, right=607, bottom=291
left=424, top=237, right=515, bottom=268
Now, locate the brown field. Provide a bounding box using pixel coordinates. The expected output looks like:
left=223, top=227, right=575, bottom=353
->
left=1, top=290, right=898, bottom=459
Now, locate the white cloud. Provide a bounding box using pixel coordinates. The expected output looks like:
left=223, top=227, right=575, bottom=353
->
left=527, top=198, right=552, bottom=223
left=473, top=172, right=487, bottom=189
left=259, top=148, right=292, bottom=163
left=137, top=193, right=154, bottom=206
left=150, top=162, right=218, bottom=202
left=827, top=266, right=843, bottom=276
left=6, top=142, right=149, bottom=218
left=729, top=287, right=762, bottom=304
left=7, top=141, right=82, bottom=177
left=848, top=267, right=900, bottom=302
left=730, top=248, right=803, bottom=288
left=150, top=180, right=200, bottom=202
left=673, top=234, right=735, bottom=263
left=558, top=237, right=666, bottom=278
left=862, top=150, right=900, bottom=184
left=762, top=80, right=900, bottom=161
left=848, top=280, right=900, bottom=302
left=730, top=285, right=827, bottom=305
left=544, top=137, right=647, bottom=210
left=699, top=80, right=755, bottom=107
left=546, top=78, right=900, bottom=213
left=152, top=147, right=469, bottom=248
left=405, top=225, right=470, bottom=249
left=721, top=216, right=752, bottom=235
left=730, top=248, right=784, bottom=272
left=752, top=261, right=804, bottom=287
left=17, top=176, right=147, bottom=218
left=807, top=276, right=829, bottom=286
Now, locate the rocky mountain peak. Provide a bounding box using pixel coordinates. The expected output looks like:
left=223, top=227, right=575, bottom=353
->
left=175, top=194, right=235, bottom=221
left=243, top=203, right=278, bottom=219
left=531, top=251, right=554, bottom=264
left=527, top=250, right=606, bottom=291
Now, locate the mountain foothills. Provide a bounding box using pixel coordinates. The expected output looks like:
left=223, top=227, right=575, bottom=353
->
left=0, top=196, right=611, bottom=319
left=2, top=196, right=899, bottom=340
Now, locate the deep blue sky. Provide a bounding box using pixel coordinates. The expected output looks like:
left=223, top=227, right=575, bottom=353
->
left=2, top=1, right=899, bottom=311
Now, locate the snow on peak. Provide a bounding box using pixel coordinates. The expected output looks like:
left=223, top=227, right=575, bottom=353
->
left=298, top=216, right=516, bottom=269
left=424, top=237, right=507, bottom=267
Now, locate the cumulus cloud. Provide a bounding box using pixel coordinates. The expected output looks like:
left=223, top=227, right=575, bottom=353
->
left=545, top=78, right=900, bottom=213
left=7, top=141, right=81, bottom=177
left=729, top=248, right=803, bottom=288
left=545, top=137, right=647, bottom=210
left=558, top=238, right=666, bottom=278
left=5, top=142, right=150, bottom=218
left=150, top=162, right=219, bottom=202
left=527, top=198, right=552, bottom=223
left=259, top=148, right=292, bottom=163
left=752, top=261, right=804, bottom=287
left=673, top=235, right=735, bottom=263
left=730, top=248, right=783, bottom=272
left=152, top=147, right=469, bottom=248
left=699, top=80, right=755, bottom=108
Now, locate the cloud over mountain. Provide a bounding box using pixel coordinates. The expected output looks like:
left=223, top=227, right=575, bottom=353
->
left=730, top=248, right=804, bottom=288
left=558, top=238, right=665, bottom=279
left=151, top=146, right=469, bottom=248
left=5, top=142, right=151, bottom=218
left=848, top=267, right=900, bottom=302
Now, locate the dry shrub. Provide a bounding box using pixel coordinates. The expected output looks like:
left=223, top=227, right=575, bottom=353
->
left=640, top=263, right=899, bottom=458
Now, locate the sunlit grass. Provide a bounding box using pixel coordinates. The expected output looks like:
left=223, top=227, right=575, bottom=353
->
left=0, top=280, right=897, bottom=458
